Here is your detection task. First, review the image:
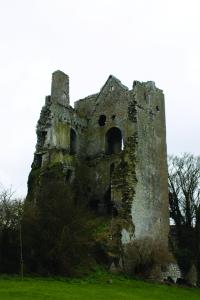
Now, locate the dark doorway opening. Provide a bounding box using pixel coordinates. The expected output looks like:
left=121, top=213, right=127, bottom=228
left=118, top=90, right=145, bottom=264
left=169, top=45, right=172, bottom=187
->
left=35, top=153, right=43, bottom=168
left=64, top=169, right=73, bottom=183
left=70, top=128, right=77, bottom=154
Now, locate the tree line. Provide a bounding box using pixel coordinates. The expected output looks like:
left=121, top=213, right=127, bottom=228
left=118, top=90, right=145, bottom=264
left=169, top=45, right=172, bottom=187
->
left=168, top=153, right=200, bottom=279
left=0, top=182, right=94, bottom=276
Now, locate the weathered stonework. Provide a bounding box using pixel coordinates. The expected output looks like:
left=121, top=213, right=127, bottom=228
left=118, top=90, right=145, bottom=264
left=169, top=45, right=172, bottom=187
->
left=27, top=70, right=169, bottom=267
left=161, top=263, right=182, bottom=283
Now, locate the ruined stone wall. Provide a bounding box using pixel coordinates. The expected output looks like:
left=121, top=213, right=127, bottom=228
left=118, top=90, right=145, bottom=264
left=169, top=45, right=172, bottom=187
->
left=74, top=76, right=137, bottom=224
left=161, top=263, right=182, bottom=283
left=27, top=70, right=169, bottom=269
left=131, top=81, right=169, bottom=245
left=28, top=71, right=86, bottom=204
left=75, top=76, right=131, bottom=158
left=51, top=70, right=69, bottom=106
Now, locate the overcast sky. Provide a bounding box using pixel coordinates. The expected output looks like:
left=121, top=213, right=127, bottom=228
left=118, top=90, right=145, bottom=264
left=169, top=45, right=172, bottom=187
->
left=0, top=0, right=200, bottom=197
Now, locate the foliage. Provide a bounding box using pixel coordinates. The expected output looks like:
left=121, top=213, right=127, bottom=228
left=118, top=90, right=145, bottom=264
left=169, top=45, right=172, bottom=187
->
left=23, top=166, right=95, bottom=276
left=168, top=153, right=200, bottom=228
left=168, top=154, right=200, bottom=277
left=124, top=238, right=172, bottom=278
left=0, top=185, right=23, bottom=273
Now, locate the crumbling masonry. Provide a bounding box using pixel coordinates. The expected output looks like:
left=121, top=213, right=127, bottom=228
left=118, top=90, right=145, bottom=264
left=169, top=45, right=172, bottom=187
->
left=27, top=70, right=169, bottom=265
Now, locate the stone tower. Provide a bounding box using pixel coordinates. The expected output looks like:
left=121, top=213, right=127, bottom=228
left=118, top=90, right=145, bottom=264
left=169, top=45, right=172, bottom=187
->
left=27, top=70, right=169, bottom=264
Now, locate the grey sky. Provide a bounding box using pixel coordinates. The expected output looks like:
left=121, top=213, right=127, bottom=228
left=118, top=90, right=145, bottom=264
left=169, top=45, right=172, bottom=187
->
left=0, top=0, right=200, bottom=197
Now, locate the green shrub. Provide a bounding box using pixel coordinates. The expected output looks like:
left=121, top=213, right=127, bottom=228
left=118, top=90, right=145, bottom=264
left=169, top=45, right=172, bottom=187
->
left=124, top=238, right=172, bottom=278
left=23, top=171, right=95, bottom=276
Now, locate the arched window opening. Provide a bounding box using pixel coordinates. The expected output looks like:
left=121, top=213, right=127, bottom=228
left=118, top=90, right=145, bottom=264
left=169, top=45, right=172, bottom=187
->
left=98, top=114, right=106, bottom=126
left=38, top=131, right=47, bottom=147
left=70, top=128, right=77, bottom=155
left=105, top=127, right=122, bottom=154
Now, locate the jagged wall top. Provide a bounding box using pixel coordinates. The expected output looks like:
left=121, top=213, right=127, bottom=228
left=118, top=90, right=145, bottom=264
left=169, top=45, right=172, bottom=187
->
left=51, top=70, right=69, bottom=106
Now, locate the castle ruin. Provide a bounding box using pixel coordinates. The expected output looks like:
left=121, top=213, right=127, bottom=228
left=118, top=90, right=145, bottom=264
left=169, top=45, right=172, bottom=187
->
left=27, top=70, right=169, bottom=269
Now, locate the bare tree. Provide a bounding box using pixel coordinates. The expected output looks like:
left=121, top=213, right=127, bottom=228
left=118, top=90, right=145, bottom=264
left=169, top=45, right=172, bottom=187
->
left=0, top=185, right=18, bottom=229
left=168, top=153, right=200, bottom=228
left=0, top=184, right=24, bottom=276
left=168, top=154, right=200, bottom=277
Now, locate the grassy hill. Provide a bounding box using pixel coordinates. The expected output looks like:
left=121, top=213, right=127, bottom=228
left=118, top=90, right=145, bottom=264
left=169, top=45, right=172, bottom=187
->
left=0, top=274, right=200, bottom=300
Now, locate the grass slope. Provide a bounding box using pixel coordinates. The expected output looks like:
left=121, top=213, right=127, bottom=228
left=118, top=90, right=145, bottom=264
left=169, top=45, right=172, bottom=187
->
left=0, top=275, right=200, bottom=300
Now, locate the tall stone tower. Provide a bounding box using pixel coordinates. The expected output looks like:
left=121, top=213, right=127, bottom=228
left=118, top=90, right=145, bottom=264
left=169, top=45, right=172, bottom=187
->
left=27, top=70, right=169, bottom=266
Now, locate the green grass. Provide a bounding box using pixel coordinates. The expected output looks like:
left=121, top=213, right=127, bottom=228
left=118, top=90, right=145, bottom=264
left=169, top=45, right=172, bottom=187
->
left=0, top=274, right=200, bottom=300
